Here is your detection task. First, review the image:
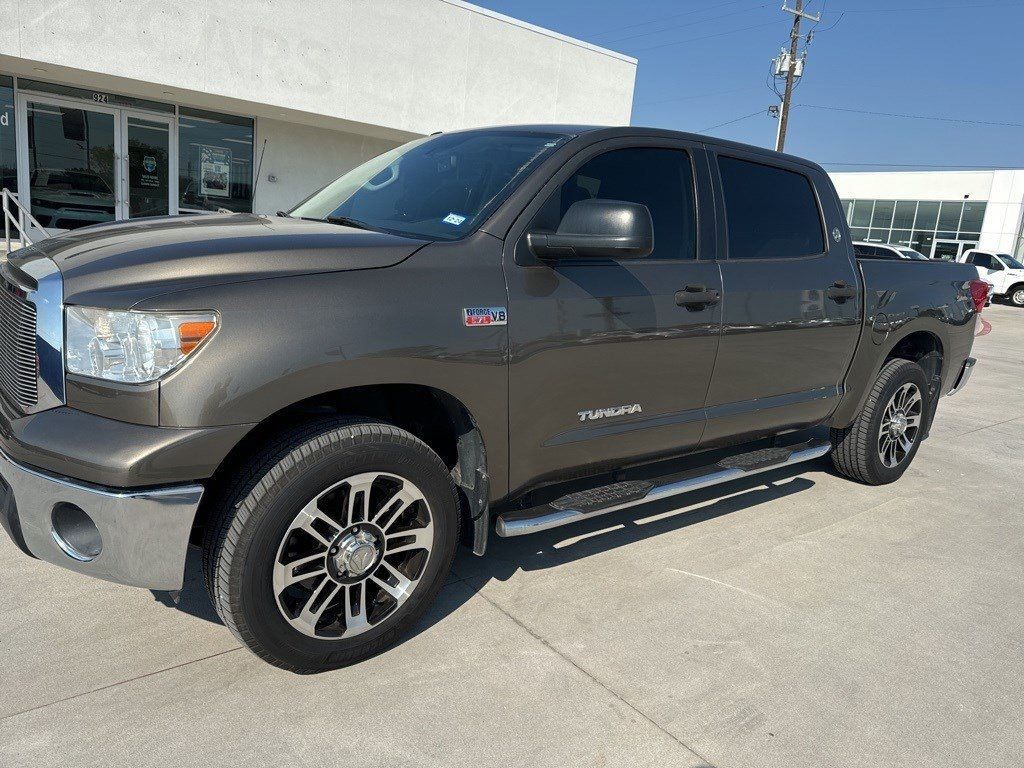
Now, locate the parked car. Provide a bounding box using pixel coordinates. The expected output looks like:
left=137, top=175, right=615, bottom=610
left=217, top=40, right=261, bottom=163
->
left=852, top=242, right=929, bottom=261
left=0, top=126, right=983, bottom=672
left=959, top=248, right=1024, bottom=307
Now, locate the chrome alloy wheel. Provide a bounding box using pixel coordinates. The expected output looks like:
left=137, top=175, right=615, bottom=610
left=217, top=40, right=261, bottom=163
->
left=272, top=472, right=434, bottom=639
left=877, top=382, right=923, bottom=468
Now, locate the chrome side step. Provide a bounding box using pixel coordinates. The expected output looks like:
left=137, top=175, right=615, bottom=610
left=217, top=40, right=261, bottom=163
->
left=495, top=439, right=831, bottom=538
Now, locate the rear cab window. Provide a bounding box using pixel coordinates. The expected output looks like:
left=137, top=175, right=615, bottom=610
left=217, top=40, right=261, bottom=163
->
left=716, top=155, right=825, bottom=259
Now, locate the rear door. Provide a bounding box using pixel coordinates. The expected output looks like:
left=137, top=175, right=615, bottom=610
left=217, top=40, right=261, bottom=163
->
left=503, top=137, right=722, bottom=494
left=702, top=149, right=861, bottom=446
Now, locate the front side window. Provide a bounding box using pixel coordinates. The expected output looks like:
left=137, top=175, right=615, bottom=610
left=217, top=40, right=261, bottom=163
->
left=292, top=129, right=571, bottom=241
left=718, top=156, right=824, bottom=259
left=534, top=147, right=697, bottom=260
left=998, top=254, right=1024, bottom=269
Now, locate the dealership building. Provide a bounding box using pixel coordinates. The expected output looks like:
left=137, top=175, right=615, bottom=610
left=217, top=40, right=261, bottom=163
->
left=830, top=170, right=1024, bottom=261
left=0, top=0, right=635, bottom=236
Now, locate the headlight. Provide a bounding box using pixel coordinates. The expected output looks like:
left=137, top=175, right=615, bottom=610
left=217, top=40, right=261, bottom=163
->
left=65, top=307, right=218, bottom=384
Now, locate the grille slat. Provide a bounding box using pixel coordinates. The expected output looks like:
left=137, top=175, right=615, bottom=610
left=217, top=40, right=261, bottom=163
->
left=0, top=277, right=39, bottom=411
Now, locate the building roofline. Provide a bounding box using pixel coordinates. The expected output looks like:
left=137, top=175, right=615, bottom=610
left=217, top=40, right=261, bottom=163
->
left=439, top=0, right=638, bottom=65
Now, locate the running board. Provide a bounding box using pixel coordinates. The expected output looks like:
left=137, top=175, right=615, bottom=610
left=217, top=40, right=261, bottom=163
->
left=495, top=439, right=831, bottom=538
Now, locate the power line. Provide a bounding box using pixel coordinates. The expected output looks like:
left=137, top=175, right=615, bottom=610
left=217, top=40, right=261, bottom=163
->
left=833, top=2, right=1024, bottom=12
left=635, top=86, right=761, bottom=108
left=701, top=109, right=767, bottom=133
left=798, top=104, right=1024, bottom=128
left=602, top=5, right=771, bottom=45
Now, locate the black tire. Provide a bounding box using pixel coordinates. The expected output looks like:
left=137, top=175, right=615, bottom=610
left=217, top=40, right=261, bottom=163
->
left=1008, top=285, right=1024, bottom=307
left=830, top=358, right=930, bottom=485
left=201, top=417, right=459, bottom=673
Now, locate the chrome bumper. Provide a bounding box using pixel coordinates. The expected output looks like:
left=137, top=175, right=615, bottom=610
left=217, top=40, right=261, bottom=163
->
left=947, top=357, right=976, bottom=395
left=0, top=446, right=203, bottom=590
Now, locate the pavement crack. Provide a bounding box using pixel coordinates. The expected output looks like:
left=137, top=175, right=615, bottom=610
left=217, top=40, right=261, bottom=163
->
left=0, top=647, right=244, bottom=722
left=474, top=590, right=718, bottom=768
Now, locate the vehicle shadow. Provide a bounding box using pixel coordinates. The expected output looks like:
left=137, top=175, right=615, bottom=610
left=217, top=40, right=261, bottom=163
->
left=151, top=461, right=822, bottom=652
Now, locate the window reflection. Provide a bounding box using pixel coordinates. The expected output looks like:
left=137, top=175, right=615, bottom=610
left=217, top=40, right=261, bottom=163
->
left=178, top=107, right=253, bottom=213
left=841, top=197, right=986, bottom=258
left=0, top=76, right=15, bottom=194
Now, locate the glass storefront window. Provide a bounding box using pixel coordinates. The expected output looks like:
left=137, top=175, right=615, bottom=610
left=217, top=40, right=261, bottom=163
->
left=892, top=201, right=916, bottom=230
left=960, top=201, right=986, bottom=232
left=937, top=201, right=962, bottom=232
left=0, top=75, right=16, bottom=194
left=178, top=107, right=253, bottom=213
left=871, top=200, right=895, bottom=230
left=851, top=200, right=873, bottom=228
left=890, top=229, right=912, bottom=246
left=914, top=201, right=939, bottom=230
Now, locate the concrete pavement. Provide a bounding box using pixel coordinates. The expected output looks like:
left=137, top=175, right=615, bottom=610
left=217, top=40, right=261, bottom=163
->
left=1, top=304, right=1022, bottom=768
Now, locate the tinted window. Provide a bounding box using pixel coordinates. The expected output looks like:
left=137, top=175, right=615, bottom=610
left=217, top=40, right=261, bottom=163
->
left=719, top=156, right=824, bottom=259
left=971, top=254, right=997, bottom=269
left=293, top=130, right=570, bottom=241
left=547, top=147, right=697, bottom=260
left=853, top=244, right=875, bottom=258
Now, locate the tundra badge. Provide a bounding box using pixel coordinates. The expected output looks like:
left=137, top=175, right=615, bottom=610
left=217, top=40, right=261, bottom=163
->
left=577, top=404, right=643, bottom=422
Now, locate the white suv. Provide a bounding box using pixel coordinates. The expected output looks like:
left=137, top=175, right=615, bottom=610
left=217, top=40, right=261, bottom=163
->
left=959, top=249, right=1024, bottom=307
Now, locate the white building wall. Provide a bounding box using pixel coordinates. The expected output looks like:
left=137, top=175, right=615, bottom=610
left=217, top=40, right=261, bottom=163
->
left=983, top=170, right=1024, bottom=254
left=830, top=170, right=1024, bottom=255
left=253, top=120, right=400, bottom=215
left=0, top=0, right=636, bottom=139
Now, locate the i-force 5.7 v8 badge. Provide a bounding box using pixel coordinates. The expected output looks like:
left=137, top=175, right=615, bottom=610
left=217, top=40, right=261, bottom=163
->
left=463, top=307, right=508, bottom=326
left=577, top=404, right=643, bottom=422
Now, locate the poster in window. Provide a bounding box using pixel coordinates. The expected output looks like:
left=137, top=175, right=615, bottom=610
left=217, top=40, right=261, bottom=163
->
left=200, top=145, right=231, bottom=197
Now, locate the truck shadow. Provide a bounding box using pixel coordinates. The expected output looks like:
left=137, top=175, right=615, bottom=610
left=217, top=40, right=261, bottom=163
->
left=153, top=461, right=821, bottom=640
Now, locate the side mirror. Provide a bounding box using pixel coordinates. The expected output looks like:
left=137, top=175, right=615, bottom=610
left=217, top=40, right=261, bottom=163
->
left=527, top=199, right=654, bottom=259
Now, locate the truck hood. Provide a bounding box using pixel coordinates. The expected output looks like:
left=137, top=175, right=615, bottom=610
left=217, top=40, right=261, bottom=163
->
left=12, top=214, right=428, bottom=308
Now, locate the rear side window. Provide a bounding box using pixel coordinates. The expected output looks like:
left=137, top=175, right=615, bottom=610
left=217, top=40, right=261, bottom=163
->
left=718, top=156, right=825, bottom=259
left=853, top=244, right=875, bottom=258
left=548, top=147, right=697, bottom=260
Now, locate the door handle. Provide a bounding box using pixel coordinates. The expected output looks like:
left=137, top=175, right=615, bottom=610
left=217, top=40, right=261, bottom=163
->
left=675, top=285, right=721, bottom=309
left=825, top=280, right=857, bottom=301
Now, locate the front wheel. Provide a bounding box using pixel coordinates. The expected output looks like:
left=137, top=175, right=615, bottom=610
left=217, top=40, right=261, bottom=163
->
left=1009, top=286, right=1024, bottom=307
left=830, top=358, right=929, bottom=485
left=202, top=419, right=460, bottom=673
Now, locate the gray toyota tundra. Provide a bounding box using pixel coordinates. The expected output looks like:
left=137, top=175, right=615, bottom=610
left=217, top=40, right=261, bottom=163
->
left=1, top=126, right=983, bottom=672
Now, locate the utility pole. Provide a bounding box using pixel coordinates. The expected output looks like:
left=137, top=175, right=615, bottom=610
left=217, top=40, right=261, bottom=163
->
left=775, top=1, right=820, bottom=152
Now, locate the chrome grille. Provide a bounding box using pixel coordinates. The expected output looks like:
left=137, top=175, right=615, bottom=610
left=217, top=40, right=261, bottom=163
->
left=0, top=277, right=39, bottom=411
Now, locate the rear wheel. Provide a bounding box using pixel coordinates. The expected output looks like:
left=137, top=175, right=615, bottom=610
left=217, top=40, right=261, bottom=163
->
left=202, top=419, right=459, bottom=673
left=830, top=358, right=929, bottom=485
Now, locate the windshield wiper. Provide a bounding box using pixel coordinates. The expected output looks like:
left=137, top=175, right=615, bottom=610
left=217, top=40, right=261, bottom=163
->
left=325, top=215, right=374, bottom=231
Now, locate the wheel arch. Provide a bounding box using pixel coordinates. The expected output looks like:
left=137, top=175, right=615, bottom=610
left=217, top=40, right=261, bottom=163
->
left=192, top=384, right=491, bottom=555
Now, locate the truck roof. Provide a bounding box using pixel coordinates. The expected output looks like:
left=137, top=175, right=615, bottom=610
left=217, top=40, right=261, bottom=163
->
left=441, top=124, right=827, bottom=175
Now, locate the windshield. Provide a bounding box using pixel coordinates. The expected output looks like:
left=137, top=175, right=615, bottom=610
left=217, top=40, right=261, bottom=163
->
left=290, top=129, right=573, bottom=240
left=998, top=254, right=1024, bottom=269
left=898, top=248, right=928, bottom=260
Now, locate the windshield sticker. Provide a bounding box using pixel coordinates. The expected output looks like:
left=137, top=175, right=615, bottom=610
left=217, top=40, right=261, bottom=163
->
left=443, top=213, right=467, bottom=226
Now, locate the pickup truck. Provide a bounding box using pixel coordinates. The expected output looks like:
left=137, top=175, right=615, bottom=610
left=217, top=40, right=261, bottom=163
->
left=959, top=248, right=1024, bottom=306
left=0, top=126, right=983, bottom=672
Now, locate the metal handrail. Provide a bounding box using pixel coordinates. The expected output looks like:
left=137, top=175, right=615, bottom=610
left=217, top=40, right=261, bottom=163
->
left=2, top=188, right=50, bottom=255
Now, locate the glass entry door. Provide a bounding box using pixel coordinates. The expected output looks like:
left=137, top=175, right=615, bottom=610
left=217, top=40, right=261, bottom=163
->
left=122, top=114, right=173, bottom=219
left=931, top=239, right=973, bottom=261
left=17, top=95, right=177, bottom=230
left=22, top=100, right=118, bottom=230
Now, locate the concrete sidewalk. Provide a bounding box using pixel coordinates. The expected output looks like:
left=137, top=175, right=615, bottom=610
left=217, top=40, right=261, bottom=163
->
left=2, top=305, right=1022, bottom=768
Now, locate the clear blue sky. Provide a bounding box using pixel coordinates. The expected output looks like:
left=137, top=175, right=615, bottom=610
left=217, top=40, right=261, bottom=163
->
left=474, top=0, right=1024, bottom=170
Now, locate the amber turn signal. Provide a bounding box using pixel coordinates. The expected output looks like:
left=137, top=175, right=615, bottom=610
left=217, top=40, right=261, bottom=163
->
left=179, top=321, right=217, bottom=354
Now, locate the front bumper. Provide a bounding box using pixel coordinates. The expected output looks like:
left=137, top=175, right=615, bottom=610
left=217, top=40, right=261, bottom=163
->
left=0, top=446, right=203, bottom=590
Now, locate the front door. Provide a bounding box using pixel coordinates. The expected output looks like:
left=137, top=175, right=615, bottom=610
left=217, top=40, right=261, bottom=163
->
left=17, top=95, right=176, bottom=230
left=931, top=239, right=971, bottom=261
left=20, top=98, right=118, bottom=230
left=504, top=138, right=723, bottom=494
left=121, top=113, right=174, bottom=220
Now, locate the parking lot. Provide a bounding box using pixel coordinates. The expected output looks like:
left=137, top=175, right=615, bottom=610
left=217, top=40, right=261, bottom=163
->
left=0, top=304, right=1020, bottom=768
